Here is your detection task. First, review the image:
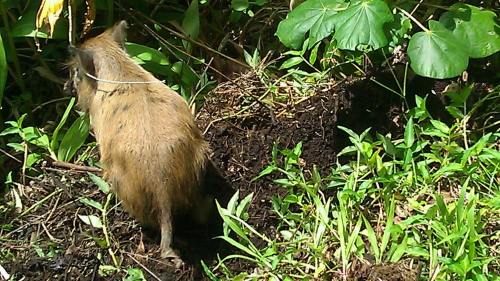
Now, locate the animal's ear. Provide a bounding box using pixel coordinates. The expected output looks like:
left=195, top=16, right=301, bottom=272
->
left=110, top=21, right=128, bottom=50
left=68, top=45, right=96, bottom=77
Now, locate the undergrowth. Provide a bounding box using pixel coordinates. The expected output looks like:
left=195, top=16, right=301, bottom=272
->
left=208, top=84, right=500, bottom=281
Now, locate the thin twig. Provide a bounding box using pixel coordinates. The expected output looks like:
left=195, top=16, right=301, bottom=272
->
left=48, top=160, right=102, bottom=173
left=126, top=253, right=163, bottom=281
left=0, top=148, right=22, bottom=163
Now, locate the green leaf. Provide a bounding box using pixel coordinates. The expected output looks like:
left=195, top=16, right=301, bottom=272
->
left=404, top=118, right=414, bottom=148
left=51, top=98, right=76, bottom=157
left=384, top=12, right=412, bottom=48
left=244, top=48, right=261, bottom=69
left=171, top=61, right=199, bottom=87
left=78, top=197, right=103, bottom=211
left=7, top=143, right=24, bottom=151
left=430, top=119, right=450, bottom=134
left=279, top=57, right=304, bottom=69
left=309, top=42, right=320, bottom=65
left=405, top=247, right=429, bottom=258
left=231, top=0, right=249, bottom=11
left=78, top=215, right=103, bottom=228
left=11, top=9, right=68, bottom=39
left=235, top=193, right=253, bottom=220
left=331, top=0, right=393, bottom=51
left=124, top=268, right=146, bottom=281
left=0, top=32, right=6, bottom=105
left=88, top=173, right=110, bottom=194
left=440, top=3, right=500, bottom=58
left=57, top=114, right=90, bottom=162
left=434, top=163, right=463, bottom=179
left=126, top=43, right=172, bottom=76
left=182, top=0, right=200, bottom=53
left=0, top=127, right=20, bottom=136
left=276, top=0, right=347, bottom=49
left=408, top=20, right=469, bottom=79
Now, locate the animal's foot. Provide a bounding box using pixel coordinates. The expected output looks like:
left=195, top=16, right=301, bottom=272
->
left=160, top=246, right=184, bottom=268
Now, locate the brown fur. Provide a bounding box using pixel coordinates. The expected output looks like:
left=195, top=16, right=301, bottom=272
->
left=67, top=21, right=213, bottom=258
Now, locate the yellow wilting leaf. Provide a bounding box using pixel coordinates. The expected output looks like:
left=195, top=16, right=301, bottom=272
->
left=36, top=0, right=65, bottom=37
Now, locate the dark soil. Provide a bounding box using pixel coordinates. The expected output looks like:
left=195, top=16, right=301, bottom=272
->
left=1, top=71, right=452, bottom=281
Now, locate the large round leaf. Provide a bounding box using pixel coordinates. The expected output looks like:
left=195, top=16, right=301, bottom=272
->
left=331, top=0, right=393, bottom=51
left=408, top=20, right=468, bottom=79
left=440, top=3, right=500, bottom=58
left=276, top=0, right=347, bottom=50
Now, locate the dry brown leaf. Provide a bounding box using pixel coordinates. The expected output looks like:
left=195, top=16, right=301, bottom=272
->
left=82, top=0, right=95, bottom=36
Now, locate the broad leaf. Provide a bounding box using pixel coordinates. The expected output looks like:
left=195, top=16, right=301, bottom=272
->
left=408, top=20, right=468, bottom=79
left=11, top=10, right=68, bottom=39
left=126, top=43, right=172, bottom=77
left=279, top=57, right=304, bottom=69
left=276, top=0, right=347, bottom=49
left=57, top=114, right=90, bottom=162
left=440, top=3, right=500, bottom=58
left=232, top=0, right=249, bottom=11
left=331, top=0, right=393, bottom=51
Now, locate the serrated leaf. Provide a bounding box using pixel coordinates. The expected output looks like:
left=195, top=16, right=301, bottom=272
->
left=126, top=43, right=171, bottom=76
left=276, top=0, right=347, bottom=49
left=440, top=3, right=500, bottom=58
left=78, top=215, right=103, bottom=228
left=408, top=20, right=468, bottom=79
left=331, top=0, right=393, bottom=51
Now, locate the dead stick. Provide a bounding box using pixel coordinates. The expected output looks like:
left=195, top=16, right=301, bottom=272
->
left=51, top=160, right=102, bottom=173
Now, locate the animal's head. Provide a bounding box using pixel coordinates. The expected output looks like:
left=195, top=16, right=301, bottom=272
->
left=65, top=21, right=130, bottom=109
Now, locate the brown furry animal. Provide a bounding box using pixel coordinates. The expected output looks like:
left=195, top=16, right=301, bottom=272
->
left=67, top=21, right=214, bottom=258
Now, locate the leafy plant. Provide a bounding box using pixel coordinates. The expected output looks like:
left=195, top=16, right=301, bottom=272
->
left=0, top=98, right=90, bottom=167
left=207, top=81, right=500, bottom=280
left=276, top=0, right=500, bottom=79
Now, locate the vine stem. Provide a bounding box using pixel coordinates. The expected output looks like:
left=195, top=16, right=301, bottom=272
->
left=396, top=7, right=430, bottom=33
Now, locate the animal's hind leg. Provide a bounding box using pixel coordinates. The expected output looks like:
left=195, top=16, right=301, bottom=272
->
left=159, top=209, right=177, bottom=258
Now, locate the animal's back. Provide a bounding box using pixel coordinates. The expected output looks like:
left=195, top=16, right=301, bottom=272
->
left=98, top=83, right=209, bottom=227
left=69, top=21, right=213, bottom=257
